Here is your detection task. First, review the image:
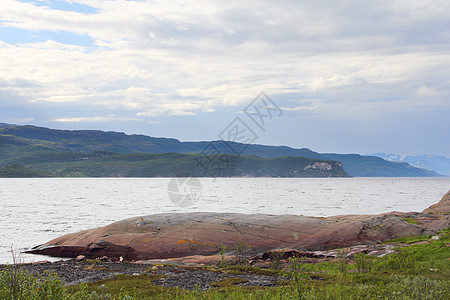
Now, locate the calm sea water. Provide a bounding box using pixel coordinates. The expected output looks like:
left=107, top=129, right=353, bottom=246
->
left=0, top=177, right=449, bottom=264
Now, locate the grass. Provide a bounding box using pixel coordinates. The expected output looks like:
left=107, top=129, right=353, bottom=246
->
left=403, top=217, right=419, bottom=225
left=65, top=274, right=180, bottom=299
left=209, top=278, right=249, bottom=287
left=0, top=164, right=51, bottom=178
left=222, top=265, right=280, bottom=276
left=1, top=230, right=449, bottom=299
left=0, top=266, right=88, bottom=300
left=386, top=234, right=432, bottom=244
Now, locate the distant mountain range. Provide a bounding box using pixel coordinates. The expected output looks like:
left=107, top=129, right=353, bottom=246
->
left=371, top=153, right=450, bottom=176
left=0, top=123, right=441, bottom=177
left=0, top=152, right=349, bottom=178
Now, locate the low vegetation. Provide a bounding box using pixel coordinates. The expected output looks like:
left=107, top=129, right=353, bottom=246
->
left=1, top=230, right=448, bottom=299
left=0, top=123, right=440, bottom=177
left=209, top=277, right=249, bottom=287
left=0, top=152, right=349, bottom=178
left=0, top=164, right=50, bottom=178
left=403, top=217, right=419, bottom=225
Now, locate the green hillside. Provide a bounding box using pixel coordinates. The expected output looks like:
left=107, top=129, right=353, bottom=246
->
left=0, top=164, right=51, bottom=178
left=0, top=151, right=349, bottom=178
left=0, top=124, right=441, bottom=177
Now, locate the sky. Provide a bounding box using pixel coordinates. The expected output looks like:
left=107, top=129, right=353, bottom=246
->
left=0, top=0, right=449, bottom=156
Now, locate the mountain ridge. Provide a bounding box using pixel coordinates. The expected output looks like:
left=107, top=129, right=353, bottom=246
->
left=371, top=153, right=450, bottom=176
left=0, top=151, right=349, bottom=178
left=0, top=123, right=441, bottom=177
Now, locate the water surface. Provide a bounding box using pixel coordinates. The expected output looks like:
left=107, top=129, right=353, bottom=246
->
left=0, top=177, right=448, bottom=263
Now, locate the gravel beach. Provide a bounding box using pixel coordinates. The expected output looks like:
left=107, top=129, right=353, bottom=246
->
left=0, top=259, right=281, bottom=290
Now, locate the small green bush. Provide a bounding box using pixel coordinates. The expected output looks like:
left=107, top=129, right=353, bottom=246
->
left=354, top=253, right=377, bottom=273
left=0, top=267, right=66, bottom=300
left=234, top=241, right=249, bottom=265
left=270, top=251, right=284, bottom=270
left=377, top=247, right=416, bottom=272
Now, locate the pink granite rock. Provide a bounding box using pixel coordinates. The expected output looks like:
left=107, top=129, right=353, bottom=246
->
left=27, top=191, right=449, bottom=261
left=423, top=190, right=450, bottom=215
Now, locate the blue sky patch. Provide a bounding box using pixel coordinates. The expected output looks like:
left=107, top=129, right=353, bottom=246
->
left=1, top=1, right=449, bottom=156
left=0, top=27, right=95, bottom=48
left=18, top=0, right=98, bottom=14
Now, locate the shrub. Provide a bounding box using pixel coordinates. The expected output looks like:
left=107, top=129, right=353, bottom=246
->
left=377, top=247, right=416, bottom=272
left=270, top=251, right=284, bottom=270
left=0, top=267, right=66, bottom=300
left=219, top=243, right=227, bottom=267
left=234, top=241, right=249, bottom=265
left=283, top=256, right=310, bottom=299
left=334, top=250, right=349, bottom=277
left=354, top=253, right=377, bottom=273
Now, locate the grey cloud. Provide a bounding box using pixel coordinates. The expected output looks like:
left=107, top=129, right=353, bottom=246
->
left=0, top=0, right=449, bottom=155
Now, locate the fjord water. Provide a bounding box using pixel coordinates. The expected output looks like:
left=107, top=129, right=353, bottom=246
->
left=1, top=177, right=449, bottom=264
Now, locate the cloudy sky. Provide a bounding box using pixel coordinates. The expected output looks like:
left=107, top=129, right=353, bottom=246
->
left=1, top=0, right=449, bottom=156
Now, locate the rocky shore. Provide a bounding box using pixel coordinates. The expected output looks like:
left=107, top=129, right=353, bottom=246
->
left=0, top=191, right=447, bottom=290
left=1, top=235, right=446, bottom=289
left=26, top=191, right=449, bottom=262
left=0, top=258, right=281, bottom=289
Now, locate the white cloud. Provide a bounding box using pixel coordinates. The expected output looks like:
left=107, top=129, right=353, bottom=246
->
left=0, top=0, right=449, bottom=120
left=281, top=99, right=322, bottom=112
left=52, top=115, right=141, bottom=122
left=3, top=117, right=35, bottom=124
left=136, top=101, right=201, bottom=117
left=416, top=85, right=437, bottom=97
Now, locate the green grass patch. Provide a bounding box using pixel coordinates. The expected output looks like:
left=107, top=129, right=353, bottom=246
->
left=386, top=234, right=432, bottom=244
left=403, top=217, right=419, bottom=224
left=438, top=230, right=450, bottom=241
left=210, top=277, right=249, bottom=287
left=65, top=274, right=181, bottom=299
left=407, top=240, right=450, bottom=262
left=222, top=265, right=280, bottom=276
left=2, top=230, right=449, bottom=299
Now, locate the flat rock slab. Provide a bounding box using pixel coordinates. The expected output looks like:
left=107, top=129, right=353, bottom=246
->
left=0, top=260, right=151, bottom=285
left=27, top=191, right=449, bottom=261
left=0, top=260, right=280, bottom=289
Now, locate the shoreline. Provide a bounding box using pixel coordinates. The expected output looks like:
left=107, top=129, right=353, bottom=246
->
left=0, top=239, right=436, bottom=288
left=0, top=191, right=447, bottom=295
left=25, top=191, right=449, bottom=262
